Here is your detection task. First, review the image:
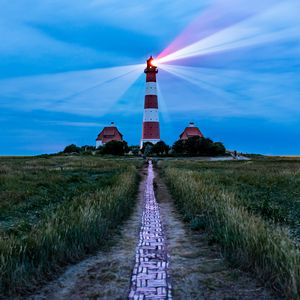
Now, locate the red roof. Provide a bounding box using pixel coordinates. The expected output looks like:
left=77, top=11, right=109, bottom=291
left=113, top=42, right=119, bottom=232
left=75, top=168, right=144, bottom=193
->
left=180, top=125, right=203, bottom=140
left=96, top=126, right=123, bottom=144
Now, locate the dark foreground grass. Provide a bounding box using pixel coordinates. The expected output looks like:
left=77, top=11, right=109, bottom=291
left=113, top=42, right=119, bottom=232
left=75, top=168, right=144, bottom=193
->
left=0, top=156, right=140, bottom=297
left=160, top=158, right=300, bottom=299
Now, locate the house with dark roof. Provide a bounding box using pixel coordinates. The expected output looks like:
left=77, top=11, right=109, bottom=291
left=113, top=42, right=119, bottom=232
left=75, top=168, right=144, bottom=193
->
left=96, top=122, right=123, bottom=148
left=179, top=122, right=204, bottom=140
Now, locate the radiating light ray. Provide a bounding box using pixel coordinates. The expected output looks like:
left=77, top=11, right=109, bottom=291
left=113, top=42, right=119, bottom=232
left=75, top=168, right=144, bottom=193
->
left=109, top=74, right=144, bottom=114
left=161, top=64, right=299, bottom=90
left=0, top=64, right=143, bottom=116
left=156, top=82, right=171, bottom=123
left=53, top=66, right=143, bottom=116
left=53, top=64, right=143, bottom=106
left=157, top=69, right=246, bottom=118
left=159, top=64, right=245, bottom=105
left=158, top=72, right=249, bottom=117
left=158, top=63, right=300, bottom=118
left=158, top=1, right=300, bottom=64
left=158, top=0, right=276, bottom=59
left=0, top=64, right=143, bottom=100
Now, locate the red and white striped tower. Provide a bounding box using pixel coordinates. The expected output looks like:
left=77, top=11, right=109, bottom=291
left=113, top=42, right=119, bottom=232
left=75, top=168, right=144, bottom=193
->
left=141, top=56, right=160, bottom=147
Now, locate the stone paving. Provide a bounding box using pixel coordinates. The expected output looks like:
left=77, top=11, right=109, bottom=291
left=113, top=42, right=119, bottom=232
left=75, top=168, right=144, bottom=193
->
left=128, top=161, right=172, bottom=300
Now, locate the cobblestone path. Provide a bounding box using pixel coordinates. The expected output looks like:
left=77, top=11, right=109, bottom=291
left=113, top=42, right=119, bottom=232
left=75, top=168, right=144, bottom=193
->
left=129, top=161, right=172, bottom=300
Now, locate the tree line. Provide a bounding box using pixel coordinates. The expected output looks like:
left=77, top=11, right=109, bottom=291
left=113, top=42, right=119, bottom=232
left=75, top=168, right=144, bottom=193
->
left=62, top=136, right=225, bottom=157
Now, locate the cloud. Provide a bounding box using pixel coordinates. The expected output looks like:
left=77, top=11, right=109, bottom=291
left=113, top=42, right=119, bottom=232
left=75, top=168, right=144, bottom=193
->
left=0, top=19, right=102, bottom=60
left=0, top=0, right=208, bottom=63
left=43, top=121, right=106, bottom=127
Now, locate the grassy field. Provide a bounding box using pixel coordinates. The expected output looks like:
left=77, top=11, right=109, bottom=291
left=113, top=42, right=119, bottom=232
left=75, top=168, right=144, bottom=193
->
left=0, top=156, right=140, bottom=297
left=159, top=158, right=300, bottom=299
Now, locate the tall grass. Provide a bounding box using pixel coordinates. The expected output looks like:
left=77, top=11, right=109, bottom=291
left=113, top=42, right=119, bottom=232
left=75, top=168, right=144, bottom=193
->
left=0, top=157, right=139, bottom=297
left=163, top=159, right=300, bottom=241
left=163, top=167, right=300, bottom=299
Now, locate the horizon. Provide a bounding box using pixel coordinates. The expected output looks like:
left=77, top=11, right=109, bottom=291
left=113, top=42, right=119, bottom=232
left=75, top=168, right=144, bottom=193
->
left=1, top=0, right=300, bottom=156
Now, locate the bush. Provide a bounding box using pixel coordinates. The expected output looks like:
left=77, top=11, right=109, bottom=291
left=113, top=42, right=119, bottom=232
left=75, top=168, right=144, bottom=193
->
left=172, top=136, right=225, bottom=156
left=211, top=142, right=226, bottom=156
left=102, top=141, right=129, bottom=156
left=63, top=144, right=80, bottom=153
left=128, top=145, right=140, bottom=156
left=141, top=142, right=154, bottom=156
left=141, top=141, right=170, bottom=156
left=80, top=145, right=96, bottom=152
left=152, top=141, right=170, bottom=156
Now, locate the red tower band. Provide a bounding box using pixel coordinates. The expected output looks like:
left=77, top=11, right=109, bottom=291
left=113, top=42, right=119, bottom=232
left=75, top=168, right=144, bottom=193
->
left=141, top=56, right=160, bottom=147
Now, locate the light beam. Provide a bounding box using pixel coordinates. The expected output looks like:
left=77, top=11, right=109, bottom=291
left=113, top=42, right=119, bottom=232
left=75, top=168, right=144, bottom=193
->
left=0, top=64, right=143, bottom=116
left=158, top=1, right=300, bottom=64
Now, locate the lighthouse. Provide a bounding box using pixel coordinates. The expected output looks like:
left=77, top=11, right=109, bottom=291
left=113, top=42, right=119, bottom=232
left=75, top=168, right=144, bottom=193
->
left=140, top=56, right=160, bottom=148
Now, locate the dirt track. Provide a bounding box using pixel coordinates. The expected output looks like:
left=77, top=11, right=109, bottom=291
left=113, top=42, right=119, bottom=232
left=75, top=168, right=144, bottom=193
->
left=29, top=166, right=276, bottom=300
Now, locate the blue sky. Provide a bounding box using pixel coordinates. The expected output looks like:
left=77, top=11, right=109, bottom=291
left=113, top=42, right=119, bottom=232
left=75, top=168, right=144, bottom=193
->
left=0, top=0, right=299, bottom=155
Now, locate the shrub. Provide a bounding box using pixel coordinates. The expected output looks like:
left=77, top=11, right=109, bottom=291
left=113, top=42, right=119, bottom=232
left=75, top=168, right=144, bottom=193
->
left=211, top=142, right=226, bottom=155
left=141, top=142, right=154, bottom=156
left=63, top=144, right=80, bottom=154
left=172, top=136, right=225, bottom=156
left=128, top=145, right=140, bottom=156
left=102, top=141, right=129, bottom=156
left=152, top=141, right=170, bottom=156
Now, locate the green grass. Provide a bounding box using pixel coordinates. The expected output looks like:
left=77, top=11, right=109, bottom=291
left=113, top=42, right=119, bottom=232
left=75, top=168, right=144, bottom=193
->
left=160, top=158, right=300, bottom=299
left=0, top=156, right=141, bottom=297
left=161, top=159, right=300, bottom=241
